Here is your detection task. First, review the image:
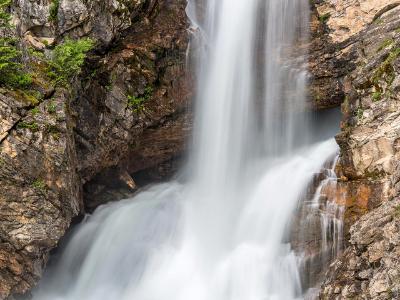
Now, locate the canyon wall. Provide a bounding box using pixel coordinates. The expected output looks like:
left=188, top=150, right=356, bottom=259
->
left=312, top=1, right=400, bottom=299
left=1, top=0, right=400, bottom=299
left=0, top=0, right=189, bottom=298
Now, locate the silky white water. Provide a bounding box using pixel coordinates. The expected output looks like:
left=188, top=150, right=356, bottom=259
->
left=33, top=0, right=340, bottom=299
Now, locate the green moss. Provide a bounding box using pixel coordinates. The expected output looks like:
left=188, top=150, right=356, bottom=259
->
left=372, top=47, right=400, bottom=89
left=127, top=86, right=153, bottom=112
left=30, top=107, right=40, bottom=115
left=377, top=38, right=394, bottom=53
left=17, top=121, right=39, bottom=131
left=372, top=91, right=382, bottom=101
left=24, top=92, right=40, bottom=105
left=32, top=179, right=47, bottom=192
left=47, top=101, right=57, bottom=114
left=127, top=95, right=146, bottom=112
left=15, top=90, right=42, bottom=105
left=319, top=13, right=331, bottom=23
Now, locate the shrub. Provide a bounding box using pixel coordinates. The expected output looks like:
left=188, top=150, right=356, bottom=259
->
left=0, top=0, right=11, bottom=28
left=48, top=38, right=94, bottom=86
left=0, top=0, right=32, bottom=87
left=49, top=0, right=59, bottom=21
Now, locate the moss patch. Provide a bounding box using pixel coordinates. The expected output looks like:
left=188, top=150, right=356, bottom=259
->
left=127, top=86, right=153, bottom=112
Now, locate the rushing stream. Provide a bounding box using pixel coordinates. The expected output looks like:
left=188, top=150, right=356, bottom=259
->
left=33, top=0, right=342, bottom=299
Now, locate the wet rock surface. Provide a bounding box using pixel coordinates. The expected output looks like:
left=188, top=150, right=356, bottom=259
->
left=320, top=198, right=400, bottom=299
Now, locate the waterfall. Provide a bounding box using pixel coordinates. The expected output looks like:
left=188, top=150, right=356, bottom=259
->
left=33, top=0, right=342, bottom=299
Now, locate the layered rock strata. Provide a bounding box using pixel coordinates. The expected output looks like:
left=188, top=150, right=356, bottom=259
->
left=317, top=1, right=400, bottom=298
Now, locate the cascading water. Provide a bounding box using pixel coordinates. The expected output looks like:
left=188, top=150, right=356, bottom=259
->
left=33, top=0, right=342, bottom=299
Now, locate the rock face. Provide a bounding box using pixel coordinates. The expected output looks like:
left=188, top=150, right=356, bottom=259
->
left=72, top=0, right=190, bottom=209
left=0, top=0, right=190, bottom=299
left=318, top=2, right=400, bottom=298
left=0, top=89, right=82, bottom=299
left=13, top=0, right=146, bottom=47
left=307, top=4, right=355, bottom=110
left=320, top=198, right=400, bottom=299
left=308, top=0, right=400, bottom=110
left=1, top=0, right=399, bottom=299
left=74, top=0, right=190, bottom=184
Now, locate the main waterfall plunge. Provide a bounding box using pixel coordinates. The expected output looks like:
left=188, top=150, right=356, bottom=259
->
left=33, top=0, right=343, bottom=299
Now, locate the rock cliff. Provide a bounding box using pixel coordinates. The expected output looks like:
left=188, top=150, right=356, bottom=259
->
left=313, top=1, right=400, bottom=298
left=1, top=0, right=400, bottom=299
left=0, top=0, right=189, bottom=298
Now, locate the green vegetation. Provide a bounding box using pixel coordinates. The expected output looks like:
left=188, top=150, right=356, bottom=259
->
left=372, top=91, right=382, bottom=101
left=45, top=123, right=60, bottom=139
left=47, top=101, right=57, bottom=114
left=356, top=107, right=364, bottom=120
left=47, top=38, right=94, bottom=86
left=372, top=47, right=400, bottom=89
left=17, top=121, right=39, bottom=131
left=49, top=0, right=59, bottom=21
left=319, top=13, right=331, bottom=24
left=28, top=47, right=46, bottom=59
left=377, top=38, right=394, bottom=52
left=32, top=179, right=47, bottom=192
left=0, top=0, right=32, bottom=88
left=30, top=107, right=40, bottom=115
left=127, top=86, right=153, bottom=112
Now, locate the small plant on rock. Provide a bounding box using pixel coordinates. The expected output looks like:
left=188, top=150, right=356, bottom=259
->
left=372, top=91, right=382, bottom=102
left=377, top=38, right=394, bottom=53
left=319, top=13, right=331, bottom=24
left=32, top=179, right=47, bottom=192
left=47, top=101, right=57, bottom=114
left=47, top=38, right=94, bottom=86
left=356, top=107, right=364, bottom=120
left=127, top=86, right=153, bottom=112
left=17, top=121, right=39, bottom=131
left=49, top=0, right=60, bottom=22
